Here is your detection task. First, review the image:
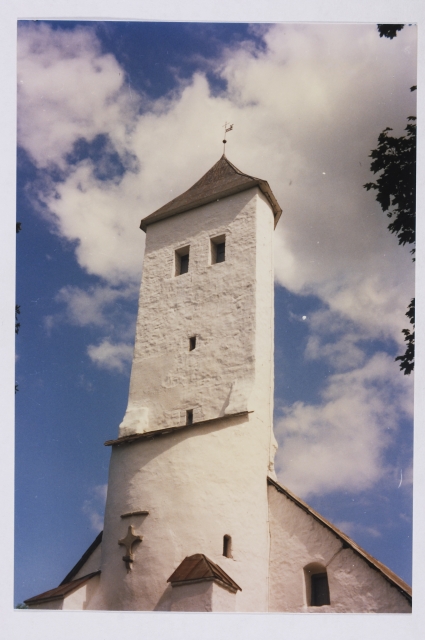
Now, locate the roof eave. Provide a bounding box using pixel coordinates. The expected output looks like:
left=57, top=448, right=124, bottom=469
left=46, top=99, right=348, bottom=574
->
left=169, top=576, right=239, bottom=593
left=104, top=410, right=251, bottom=447
left=257, top=179, right=282, bottom=228
left=167, top=553, right=242, bottom=592
left=140, top=181, right=282, bottom=232
left=24, top=571, right=101, bottom=606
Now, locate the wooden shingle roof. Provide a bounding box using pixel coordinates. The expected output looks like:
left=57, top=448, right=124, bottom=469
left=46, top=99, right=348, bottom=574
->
left=140, top=154, right=282, bottom=231
left=167, top=553, right=241, bottom=593
left=24, top=571, right=100, bottom=606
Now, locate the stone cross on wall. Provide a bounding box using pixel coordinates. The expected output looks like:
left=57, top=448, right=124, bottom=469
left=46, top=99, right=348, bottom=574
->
left=118, top=525, right=143, bottom=572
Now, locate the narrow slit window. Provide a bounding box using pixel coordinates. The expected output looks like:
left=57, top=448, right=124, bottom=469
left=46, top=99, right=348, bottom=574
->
left=189, top=336, right=196, bottom=351
left=311, top=573, right=330, bottom=607
left=211, top=235, right=226, bottom=265
left=175, top=246, right=190, bottom=276
left=223, top=534, right=232, bottom=558
left=186, top=409, right=193, bottom=425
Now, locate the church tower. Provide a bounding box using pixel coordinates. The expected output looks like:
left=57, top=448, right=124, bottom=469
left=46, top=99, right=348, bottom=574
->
left=24, top=155, right=413, bottom=614
left=94, top=154, right=282, bottom=611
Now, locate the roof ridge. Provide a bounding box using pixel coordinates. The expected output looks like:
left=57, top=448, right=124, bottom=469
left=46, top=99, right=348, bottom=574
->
left=222, top=155, right=259, bottom=181
left=202, top=553, right=221, bottom=578
left=167, top=553, right=241, bottom=592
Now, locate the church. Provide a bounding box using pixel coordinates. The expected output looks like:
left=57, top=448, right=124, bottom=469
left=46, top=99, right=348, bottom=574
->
left=24, top=153, right=412, bottom=612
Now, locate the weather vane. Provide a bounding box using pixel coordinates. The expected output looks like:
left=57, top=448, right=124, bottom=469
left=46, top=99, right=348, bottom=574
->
left=223, top=122, right=234, bottom=154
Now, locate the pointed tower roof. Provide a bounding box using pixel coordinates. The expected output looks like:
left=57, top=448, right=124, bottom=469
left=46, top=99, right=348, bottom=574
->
left=140, top=155, right=282, bottom=231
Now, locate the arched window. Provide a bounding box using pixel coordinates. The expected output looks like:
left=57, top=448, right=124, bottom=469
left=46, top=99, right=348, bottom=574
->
left=223, top=535, right=232, bottom=558
left=304, top=563, right=330, bottom=607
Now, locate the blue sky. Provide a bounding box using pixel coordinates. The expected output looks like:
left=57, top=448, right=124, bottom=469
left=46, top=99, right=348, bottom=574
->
left=15, top=20, right=416, bottom=607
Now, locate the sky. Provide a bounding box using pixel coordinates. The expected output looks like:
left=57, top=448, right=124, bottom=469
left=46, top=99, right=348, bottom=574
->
left=14, top=19, right=416, bottom=609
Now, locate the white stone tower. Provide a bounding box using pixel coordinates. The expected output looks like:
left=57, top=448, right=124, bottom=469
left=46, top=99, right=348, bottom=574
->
left=94, top=154, right=282, bottom=611
left=24, top=155, right=413, bottom=614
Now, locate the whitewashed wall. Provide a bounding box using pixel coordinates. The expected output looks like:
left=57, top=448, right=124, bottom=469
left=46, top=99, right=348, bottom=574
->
left=119, top=188, right=274, bottom=436
left=267, top=484, right=411, bottom=613
left=169, top=581, right=236, bottom=612
left=94, top=188, right=277, bottom=611
left=72, top=544, right=102, bottom=581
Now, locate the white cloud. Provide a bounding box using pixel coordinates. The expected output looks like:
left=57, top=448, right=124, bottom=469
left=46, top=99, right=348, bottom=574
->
left=17, top=22, right=415, bottom=339
left=39, top=163, right=145, bottom=284
left=305, top=332, right=367, bottom=372
left=55, top=283, right=138, bottom=327
left=87, top=339, right=133, bottom=373
left=274, top=353, right=413, bottom=498
left=18, top=23, right=144, bottom=285
left=335, top=521, right=382, bottom=539
left=16, top=22, right=415, bottom=525
left=82, top=484, right=108, bottom=532
left=17, top=23, right=139, bottom=170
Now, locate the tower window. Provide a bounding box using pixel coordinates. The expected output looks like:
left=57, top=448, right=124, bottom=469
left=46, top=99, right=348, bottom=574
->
left=180, top=254, right=189, bottom=274
left=223, top=535, right=232, bottom=558
left=186, top=409, right=193, bottom=425
left=189, top=336, right=196, bottom=351
left=175, top=246, right=190, bottom=276
left=216, top=242, right=225, bottom=263
left=211, top=235, right=226, bottom=264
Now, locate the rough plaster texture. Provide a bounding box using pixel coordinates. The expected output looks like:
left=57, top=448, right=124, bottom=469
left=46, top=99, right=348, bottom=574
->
left=169, top=581, right=236, bottom=612
left=91, top=188, right=277, bottom=611
left=119, top=188, right=274, bottom=440
left=26, top=168, right=411, bottom=612
left=267, top=484, right=411, bottom=613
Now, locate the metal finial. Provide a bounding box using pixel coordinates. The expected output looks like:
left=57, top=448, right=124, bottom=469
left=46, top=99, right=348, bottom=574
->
left=223, top=122, right=234, bottom=154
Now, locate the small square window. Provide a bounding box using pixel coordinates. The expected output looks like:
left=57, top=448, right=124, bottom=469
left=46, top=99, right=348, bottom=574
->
left=186, top=409, right=193, bottom=425
left=175, top=246, right=190, bottom=276
left=189, top=336, right=196, bottom=351
left=211, top=235, right=226, bottom=264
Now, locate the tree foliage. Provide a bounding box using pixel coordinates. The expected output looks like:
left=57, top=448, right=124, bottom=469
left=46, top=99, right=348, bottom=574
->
left=395, top=298, right=415, bottom=375
left=364, top=88, right=416, bottom=374
left=15, top=304, right=20, bottom=335
left=16, top=222, right=21, bottom=393
left=377, top=24, right=405, bottom=39
left=364, top=115, right=416, bottom=257
left=368, top=18, right=414, bottom=374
